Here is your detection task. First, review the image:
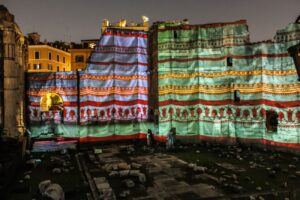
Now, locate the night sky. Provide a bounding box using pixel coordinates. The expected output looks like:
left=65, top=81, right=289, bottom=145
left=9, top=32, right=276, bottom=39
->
left=2, top=0, right=300, bottom=43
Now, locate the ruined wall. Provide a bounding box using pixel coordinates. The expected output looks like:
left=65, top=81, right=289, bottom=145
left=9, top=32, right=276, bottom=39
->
left=0, top=6, right=27, bottom=138
left=152, top=20, right=300, bottom=148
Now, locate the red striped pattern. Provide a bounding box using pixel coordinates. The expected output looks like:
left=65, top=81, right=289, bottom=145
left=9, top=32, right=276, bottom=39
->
left=27, top=75, right=77, bottom=81
left=47, top=134, right=300, bottom=150
left=89, top=61, right=147, bottom=66
left=102, top=31, right=147, bottom=38
left=159, top=99, right=300, bottom=108
left=94, top=51, right=147, bottom=55
left=29, top=99, right=148, bottom=107
left=98, top=45, right=147, bottom=50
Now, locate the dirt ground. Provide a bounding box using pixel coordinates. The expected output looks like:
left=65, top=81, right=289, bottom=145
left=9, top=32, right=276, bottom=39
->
left=6, top=139, right=300, bottom=200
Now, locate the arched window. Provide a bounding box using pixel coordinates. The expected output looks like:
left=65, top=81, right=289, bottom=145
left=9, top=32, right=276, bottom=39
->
left=40, top=93, right=63, bottom=112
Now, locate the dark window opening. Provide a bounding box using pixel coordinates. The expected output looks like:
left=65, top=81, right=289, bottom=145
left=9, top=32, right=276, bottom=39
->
left=174, top=31, right=178, bottom=39
left=227, top=57, right=233, bottom=67
left=48, top=52, right=52, bottom=60
left=63, top=57, right=65, bottom=63
left=234, top=90, right=240, bottom=102
left=266, top=110, right=278, bottom=132
left=57, top=66, right=59, bottom=71
left=35, top=51, right=40, bottom=59
left=56, top=55, right=60, bottom=62
left=75, top=55, right=84, bottom=63
left=5, top=44, right=15, bottom=59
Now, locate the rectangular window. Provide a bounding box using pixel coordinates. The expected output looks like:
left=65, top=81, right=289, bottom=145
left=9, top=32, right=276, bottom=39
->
left=48, top=64, right=52, bottom=70
left=35, top=51, right=40, bottom=59
left=33, top=64, right=40, bottom=70
left=48, top=52, right=52, bottom=60
left=75, top=55, right=84, bottom=63
left=57, top=55, right=60, bottom=62
left=57, top=66, right=59, bottom=71
left=266, top=110, right=278, bottom=132
left=174, top=31, right=178, bottom=39
left=227, top=57, right=233, bottom=67
left=234, top=90, right=240, bottom=102
left=5, top=44, right=15, bottom=59
left=63, top=57, right=65, bottom=63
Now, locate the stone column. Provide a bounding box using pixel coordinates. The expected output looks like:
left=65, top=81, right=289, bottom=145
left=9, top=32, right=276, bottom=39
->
left=0, top=5, right=27, bottom=139
left=3, top=26, right=18, bottom=137
left=15, top=31, right=26, bottom=137
left=0, top=6, right=27, bottom=160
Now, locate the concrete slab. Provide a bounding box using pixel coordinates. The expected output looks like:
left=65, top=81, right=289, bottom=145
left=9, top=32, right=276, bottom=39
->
left=191, top=183, right=224, bottom=198
left=147, top=167, right=163, bottom=175
left=163, top=182, right=192, bottom=194
left=216, top=162, right=246, bottom=172
left=163, top=167, right=185, bottom=179
left=193, top=173, right=219, bottom=183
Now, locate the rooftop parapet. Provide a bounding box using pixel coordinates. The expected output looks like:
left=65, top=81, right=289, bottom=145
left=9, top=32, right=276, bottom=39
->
left=101, top=16, right=149, bottom=33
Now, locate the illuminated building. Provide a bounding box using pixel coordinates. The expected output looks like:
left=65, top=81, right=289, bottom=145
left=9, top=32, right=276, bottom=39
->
left=69, top=39, right=98, bottom=71
left=27, top=33, right=71, bottom=72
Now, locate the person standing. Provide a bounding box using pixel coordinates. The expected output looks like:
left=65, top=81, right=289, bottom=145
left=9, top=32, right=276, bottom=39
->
left=166, top=127, right=176, bottom=150
left=166, top=129, right=172, bottom=150
left=147, top=129, right=154, bottom=147
left=171, top=127, right=176, bottom=149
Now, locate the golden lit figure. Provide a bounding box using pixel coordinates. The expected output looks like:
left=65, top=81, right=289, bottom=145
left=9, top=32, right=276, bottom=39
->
left=119, top=19, right=127, bottom=27
left=40, top=93, right=64, bottom=112
left=142, top=16, right=149, bottom=23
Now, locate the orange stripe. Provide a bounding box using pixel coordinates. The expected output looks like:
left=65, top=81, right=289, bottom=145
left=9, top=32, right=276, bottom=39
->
left=80, top=74, right=147, bottom=81
left=89, top=61, right=147, bottom=66
left=159, top=99, right=300, bottom=108
left=159, top=53, right=289, bottom=63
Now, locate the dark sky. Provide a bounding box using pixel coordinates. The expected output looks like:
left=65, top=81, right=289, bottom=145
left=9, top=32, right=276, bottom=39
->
left=2, top=0, right=300, bottom=43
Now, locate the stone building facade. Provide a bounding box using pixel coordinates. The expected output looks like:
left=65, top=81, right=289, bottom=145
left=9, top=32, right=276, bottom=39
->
left=0, top=5, right=27, bottom=139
